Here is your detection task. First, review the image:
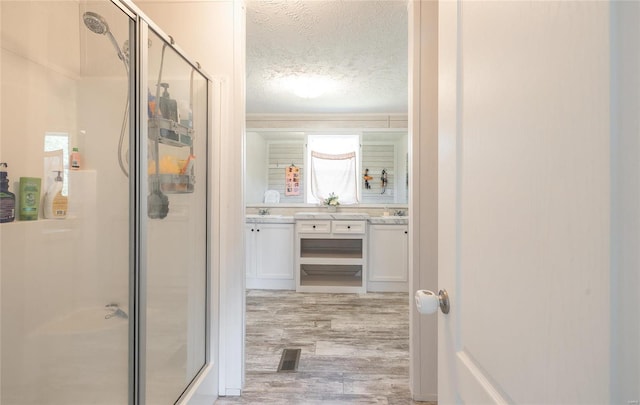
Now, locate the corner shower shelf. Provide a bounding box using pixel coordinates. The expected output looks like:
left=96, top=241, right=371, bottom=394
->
left=148, top=117, right=194, bottom=147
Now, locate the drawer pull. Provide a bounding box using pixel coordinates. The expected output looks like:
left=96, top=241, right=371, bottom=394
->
left=347, top=225, right=351, bottom=229
left=312, top=225, right=316, bottom=229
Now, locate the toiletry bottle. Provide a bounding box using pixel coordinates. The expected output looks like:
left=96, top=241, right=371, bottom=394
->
left=148, top=89, right=157, bottom=117
left=70, top=147, right=81, bottom=170
left=43, top=171, right=67, bottom=219
left=158, top=83, right=178, bottom=122
left=0, top=163, right=16, bottom=223
left=19, top=177, right=41, bottom=221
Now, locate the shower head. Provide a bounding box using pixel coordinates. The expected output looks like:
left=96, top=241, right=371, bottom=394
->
left=83, top=12, right=109, bottom=35
left=83, top=11, right=128, bottom=69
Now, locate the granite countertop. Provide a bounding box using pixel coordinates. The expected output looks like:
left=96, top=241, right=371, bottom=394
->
left=245, top=215, right=295, bottom=224
left=368, top=216, right=409, bottom=225
left=246, top=213, right=408, bottom=224
left=293, top=212, right=370, bottom=220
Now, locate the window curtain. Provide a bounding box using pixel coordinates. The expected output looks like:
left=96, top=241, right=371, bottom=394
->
left=310, top=151, right=358, bottom=204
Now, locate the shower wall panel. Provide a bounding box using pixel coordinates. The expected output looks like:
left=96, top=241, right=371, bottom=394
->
left=1, top=1, right=130, bottom=403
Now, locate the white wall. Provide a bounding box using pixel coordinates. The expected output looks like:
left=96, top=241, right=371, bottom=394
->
left=611, top=2, right=640, bottom=403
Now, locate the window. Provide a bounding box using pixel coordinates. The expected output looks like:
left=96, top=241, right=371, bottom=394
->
left=306, top=134, right=360, bottom=205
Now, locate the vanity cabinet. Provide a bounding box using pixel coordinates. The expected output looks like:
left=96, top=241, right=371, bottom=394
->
left=245, top=222, right=295, bottom=290
left=295, top=220, right=367, bottom=293
left=367, top=224, right=408, bottom=292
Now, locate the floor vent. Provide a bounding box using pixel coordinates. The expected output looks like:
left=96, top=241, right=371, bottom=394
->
left=277, top=348, right=301, bottom=372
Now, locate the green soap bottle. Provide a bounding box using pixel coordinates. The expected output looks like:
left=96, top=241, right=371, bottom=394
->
left=0, top=163, right=16, bottom=223
left=19, top=177, right=41, bottom=221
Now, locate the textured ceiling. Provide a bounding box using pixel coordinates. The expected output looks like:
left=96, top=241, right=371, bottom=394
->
left=246, top=0, right=408, bottom=114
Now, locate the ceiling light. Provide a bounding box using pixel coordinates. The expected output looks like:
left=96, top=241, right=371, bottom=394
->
left=274, top=75, right=338, bottom=99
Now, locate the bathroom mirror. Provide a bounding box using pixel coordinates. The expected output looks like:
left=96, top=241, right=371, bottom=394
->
left=244, top=1, right=408, bottom=207
left=245, top=130, right=408, bottom=205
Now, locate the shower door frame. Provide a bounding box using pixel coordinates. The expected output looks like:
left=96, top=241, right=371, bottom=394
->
left=110, top=1, right=216, bottom=404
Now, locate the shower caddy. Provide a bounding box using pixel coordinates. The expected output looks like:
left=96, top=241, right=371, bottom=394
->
left=148, top=40, right=197, bottom=195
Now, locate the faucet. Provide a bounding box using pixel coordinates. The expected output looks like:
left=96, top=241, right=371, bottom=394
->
left=105, top=303, right=129, bottom=319
left=393, top=209, right=406, bottom=217
left=258, top=208, right=270, bottom=216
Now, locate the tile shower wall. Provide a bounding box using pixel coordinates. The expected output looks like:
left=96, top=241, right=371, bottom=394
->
left=1, top=2, right=129, bottom=402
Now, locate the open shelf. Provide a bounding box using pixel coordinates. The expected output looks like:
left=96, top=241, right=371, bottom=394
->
left=149, top=117, right=194, bottom=147
left=300, top=238, right=362, bottom=258
left=299, top=264, right=363, bottom=287
left=295, top=220, right=367, bottom=293
left=150, top=174, right=195, bottom=194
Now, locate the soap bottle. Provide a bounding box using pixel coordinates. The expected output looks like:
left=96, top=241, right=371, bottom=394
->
left=158, top=83, right=178, bottom=122
left=18, top=177, right=41, bottom=221
left=0, top=163, right=16, bottom=223
left=148, top=88, right=157, bottom=118
left=43, top=171, right=67, bottom=219
left=70, top=147, right=81, bottom=170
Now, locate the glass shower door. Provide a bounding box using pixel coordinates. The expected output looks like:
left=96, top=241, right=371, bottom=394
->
left=143, top=28, right=208, bottom=404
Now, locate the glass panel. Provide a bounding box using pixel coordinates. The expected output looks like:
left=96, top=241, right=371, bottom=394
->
left=145, top=29, right=208, bottom=403
left=1, top=1, right=131, bottom=403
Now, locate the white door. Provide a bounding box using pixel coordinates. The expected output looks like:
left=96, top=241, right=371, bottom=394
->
left=438, top=1, right=611, bottom=403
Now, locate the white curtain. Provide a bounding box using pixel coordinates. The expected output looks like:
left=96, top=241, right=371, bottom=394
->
left=310, top=151, right=358, bottom=204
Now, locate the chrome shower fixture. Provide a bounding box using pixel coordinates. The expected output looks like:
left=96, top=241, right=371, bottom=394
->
left=83, top=11, right=130, bottom=177
left=83, top=11, right=128, bottom=68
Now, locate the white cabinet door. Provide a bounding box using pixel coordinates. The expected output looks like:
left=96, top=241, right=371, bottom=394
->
left=368, top=224, right=408, bottom=292
left=245, top=223, right=257, bottom=278
left=256, top=223, right=294, bottom=280
left=246, top=222, right=295, bottom=290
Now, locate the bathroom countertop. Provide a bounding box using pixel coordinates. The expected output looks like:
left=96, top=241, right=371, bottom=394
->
left=293, top=212, right=370, bottom=220
left=245, top=215, right=295, bottom=224
left=368, top=216, right=409, bottom=225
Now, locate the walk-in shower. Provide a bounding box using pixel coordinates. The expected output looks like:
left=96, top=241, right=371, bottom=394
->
left=1, top=1, right=212, bottom=403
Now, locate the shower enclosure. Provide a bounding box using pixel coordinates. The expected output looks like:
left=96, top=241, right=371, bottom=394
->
left=0, top=1, right=212, bottom=403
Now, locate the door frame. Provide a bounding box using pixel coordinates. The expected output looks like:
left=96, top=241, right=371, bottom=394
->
left=222, top=0, right=440, bottom=400
left=408, top=0, right=439, bottom=401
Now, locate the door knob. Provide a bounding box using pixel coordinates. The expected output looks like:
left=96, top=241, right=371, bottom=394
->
left=415, top=289, right=450, bottom=315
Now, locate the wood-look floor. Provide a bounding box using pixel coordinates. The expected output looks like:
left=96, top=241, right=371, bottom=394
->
left=215, top=290, right=435, bottom=404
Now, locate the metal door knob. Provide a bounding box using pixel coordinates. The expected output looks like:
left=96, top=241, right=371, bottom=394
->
left=415, top=289, right=450, bottom=315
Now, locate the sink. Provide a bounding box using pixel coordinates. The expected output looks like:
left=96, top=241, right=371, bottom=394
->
left=246, top=214, right=283, bottom=218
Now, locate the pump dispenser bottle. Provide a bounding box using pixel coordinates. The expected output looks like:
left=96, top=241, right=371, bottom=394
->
left=0, top=163, right=16, bottom=223
left=158, top=82, right=178, bottom=122
left=43, top=171, right=67, bottom=219
left=70, top=147, right=81, bottom=170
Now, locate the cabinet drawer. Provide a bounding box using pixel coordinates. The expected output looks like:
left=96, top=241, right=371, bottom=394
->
left=297, top=221, right=331, bottom=233
left=332, top=220, right=366, bottom=234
